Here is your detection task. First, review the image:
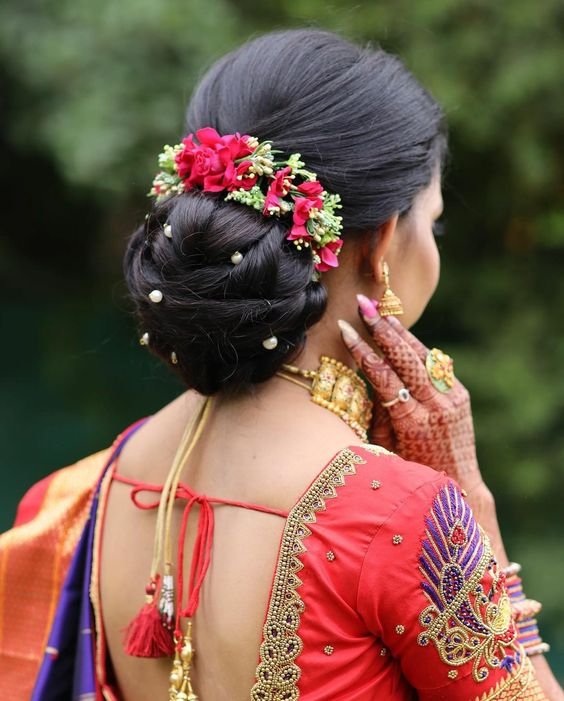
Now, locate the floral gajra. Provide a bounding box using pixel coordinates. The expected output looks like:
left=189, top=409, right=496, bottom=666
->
left=148, top=128, right=344, bottom=276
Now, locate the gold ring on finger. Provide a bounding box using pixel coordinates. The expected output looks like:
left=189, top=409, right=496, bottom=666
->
left=425, top=347, right=455, bottom=393
left=381, top=387, right=411, bottom=408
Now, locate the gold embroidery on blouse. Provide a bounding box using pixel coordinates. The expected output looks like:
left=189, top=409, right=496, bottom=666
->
left=418, top=483, right=519, bottom=683
left=363, top=444, right=394, bottom=457
left=471, top=658, right=548, bottom=701
left=250, top=447, right=368, bottom=700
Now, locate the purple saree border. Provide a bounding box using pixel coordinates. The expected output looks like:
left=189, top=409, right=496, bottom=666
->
left=31, top=418, right=149, bottom=701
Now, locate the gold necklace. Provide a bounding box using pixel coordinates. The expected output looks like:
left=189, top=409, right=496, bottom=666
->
left=275, top=356, right=372, bottom=441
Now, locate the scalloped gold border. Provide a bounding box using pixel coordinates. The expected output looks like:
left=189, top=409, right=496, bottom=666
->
left=250, top=447, right=371, bottom=700
left=471, top=657, right=547, bottom=701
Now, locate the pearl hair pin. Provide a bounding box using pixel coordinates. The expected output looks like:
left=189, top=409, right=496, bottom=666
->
left=139, top=332, right=150, bottom=346
left=230, top=251, right=243, bottom=265
left=149, top=290, right=163, bottom=303
left=163, top=222, right=173, bottom=239
left=262, top=335, right=278, bottom=350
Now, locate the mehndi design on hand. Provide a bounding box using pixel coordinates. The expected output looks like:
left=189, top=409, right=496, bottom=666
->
left=339, top=299, right=482, bottom=492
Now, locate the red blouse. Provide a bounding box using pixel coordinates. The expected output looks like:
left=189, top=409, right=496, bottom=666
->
left=244, top=444, right=539, bottom=701
left=110, top=441, right=543, bottom=700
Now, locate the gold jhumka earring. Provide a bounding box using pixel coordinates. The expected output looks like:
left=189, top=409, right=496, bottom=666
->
left=378, top=261, right=404, bottom=317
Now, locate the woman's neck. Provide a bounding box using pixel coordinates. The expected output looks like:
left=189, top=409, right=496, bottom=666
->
left=289, top=309, right=358, bottom=372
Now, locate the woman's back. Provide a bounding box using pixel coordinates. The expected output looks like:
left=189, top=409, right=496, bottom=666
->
left=99, top=384, right=528, bottom=701
left=101, top=384, right=361, bottom=700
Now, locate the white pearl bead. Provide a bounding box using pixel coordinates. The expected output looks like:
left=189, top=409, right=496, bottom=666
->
left=163, top=223, right=173, bottom=239
left=149, top=289, right=163, bottom=303
left=230, top=251, right=243, bottom=265
left=170, top=351, right=178, bottom=365
left=139, top=332, right=150, bottom=346
left=262, top=335, right=278, bottom=350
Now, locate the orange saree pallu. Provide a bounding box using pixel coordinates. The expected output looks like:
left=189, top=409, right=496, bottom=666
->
left=0, top=421, right=145, bottom=701
left=0, top=452, right=107, bottom=697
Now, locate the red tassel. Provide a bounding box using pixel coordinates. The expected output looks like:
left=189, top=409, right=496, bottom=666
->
left=123, top=601, right=175, bottom=657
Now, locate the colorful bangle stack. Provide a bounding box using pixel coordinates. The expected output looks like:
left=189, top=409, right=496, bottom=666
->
left=503, top=562, right=550, bottom=657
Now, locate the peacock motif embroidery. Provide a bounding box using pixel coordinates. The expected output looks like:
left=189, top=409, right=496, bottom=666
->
left=417, top=482, right=520, bottom=682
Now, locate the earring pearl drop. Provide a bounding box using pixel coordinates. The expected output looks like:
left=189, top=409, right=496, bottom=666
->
left=230, top=251, right=243, bottom=265
left=139, top=332, right=150, bottom=346
left=149, top=290, right=163, bottom=303
left=262, top=335, right=278, bottom=350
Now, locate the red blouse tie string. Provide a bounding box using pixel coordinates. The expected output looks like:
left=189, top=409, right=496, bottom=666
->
left=113, top=473, right=288, bottom=644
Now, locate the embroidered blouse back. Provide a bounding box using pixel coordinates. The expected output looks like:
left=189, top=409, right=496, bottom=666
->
left=96, top=401, right=541, bottom=701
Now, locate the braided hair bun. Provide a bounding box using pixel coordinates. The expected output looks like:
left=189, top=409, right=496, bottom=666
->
left=124, top=29, right=447, bottom=396
left=124, top=190, right=326, bottom=395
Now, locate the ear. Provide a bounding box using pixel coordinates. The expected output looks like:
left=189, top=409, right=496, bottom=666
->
left=366, top=213, right=400, bottom=282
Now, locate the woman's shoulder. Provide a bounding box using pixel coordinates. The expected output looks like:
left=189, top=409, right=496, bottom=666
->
left=344, top=442, right=449, bottom=505
left=10, top=447, right=112, bottom=529
left=302, top=442, right=451, bottom=555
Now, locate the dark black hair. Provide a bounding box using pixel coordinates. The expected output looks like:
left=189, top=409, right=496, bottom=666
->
left=124, top=29, right=447, bottom=396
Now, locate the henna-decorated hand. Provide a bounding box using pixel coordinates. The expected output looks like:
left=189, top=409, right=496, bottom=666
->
left=339, top=296, right=483, bottom=493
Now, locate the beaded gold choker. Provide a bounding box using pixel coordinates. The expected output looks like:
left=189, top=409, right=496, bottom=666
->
left=275, top=356, right=372, bottom=441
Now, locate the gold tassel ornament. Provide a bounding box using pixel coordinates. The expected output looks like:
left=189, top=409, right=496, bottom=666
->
left=169, top=621, right=199, bottom=701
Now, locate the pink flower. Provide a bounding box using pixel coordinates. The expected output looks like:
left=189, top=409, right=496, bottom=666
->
left=225, top=160, right=257, bottom=192
left=287, top=223, right=312, bottom=242
left=315, top=239, right=343, bottom=272
left=293, top=196, right=320, bottom=226
left=271, top=166, right=293, bottom=197
left=263, top=167, right=293, bottom=215
left=263, top=187, right=281, bottom=215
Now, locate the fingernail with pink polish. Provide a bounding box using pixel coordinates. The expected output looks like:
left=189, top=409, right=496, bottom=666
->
left=356, top=294, right=378, bottom=319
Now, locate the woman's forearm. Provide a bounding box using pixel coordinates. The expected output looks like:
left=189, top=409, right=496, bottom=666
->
left=463, top=482, right=509, bottom=567
left=466, top=483, right=564, bottom=701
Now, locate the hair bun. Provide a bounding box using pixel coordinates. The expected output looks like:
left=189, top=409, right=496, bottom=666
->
left=124, top=191, right=327, bottom=395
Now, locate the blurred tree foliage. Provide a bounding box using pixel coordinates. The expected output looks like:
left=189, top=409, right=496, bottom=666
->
left=0, top=0, right=563, bottom=673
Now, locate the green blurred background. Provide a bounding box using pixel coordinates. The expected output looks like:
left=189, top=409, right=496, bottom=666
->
left=1, top=0, right=562, bottom=675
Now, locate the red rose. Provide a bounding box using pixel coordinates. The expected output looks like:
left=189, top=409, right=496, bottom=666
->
left=315, top=239, right=343, bottom=272
left=175, top=137, right=225, bottom=189
left=175, top=129, right=259, bottom=193
left=297, top=180, right=324, bottom=199
left=195, top=127, right=223, bottom=149
left=221, top=133, right=255, bottom=160
left=175, top=135, right=197, bottom=181
left=191, top=147, right=221, bottom=185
